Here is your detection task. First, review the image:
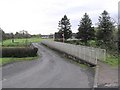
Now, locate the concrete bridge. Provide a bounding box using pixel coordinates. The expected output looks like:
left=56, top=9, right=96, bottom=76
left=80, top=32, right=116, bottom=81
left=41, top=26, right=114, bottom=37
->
left=41, top=40, right=106, bottom=66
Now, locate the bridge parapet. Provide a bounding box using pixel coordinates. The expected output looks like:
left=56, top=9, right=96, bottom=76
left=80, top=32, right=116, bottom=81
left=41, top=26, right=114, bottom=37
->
left=41, top=40, right=106, bottom=66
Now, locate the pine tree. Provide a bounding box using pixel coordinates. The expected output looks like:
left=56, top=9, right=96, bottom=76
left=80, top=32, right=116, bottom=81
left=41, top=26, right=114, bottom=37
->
left=97, top=10, right=115, bottom=48
left=76, top=13, right=95, bottom=45
left=58, top=15, right=72, bottom=40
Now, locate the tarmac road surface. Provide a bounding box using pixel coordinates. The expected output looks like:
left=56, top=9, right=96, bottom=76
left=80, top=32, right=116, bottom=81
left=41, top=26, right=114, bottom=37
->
left=2, top=43, right=94, bottom=88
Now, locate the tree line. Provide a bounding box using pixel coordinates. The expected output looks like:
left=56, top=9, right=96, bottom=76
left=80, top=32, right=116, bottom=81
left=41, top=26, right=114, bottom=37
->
left=0, top=29, right=31, bottom=41
left=0, top=29, right=41, bottom=42
left=55, top=10, right=118, bottom=51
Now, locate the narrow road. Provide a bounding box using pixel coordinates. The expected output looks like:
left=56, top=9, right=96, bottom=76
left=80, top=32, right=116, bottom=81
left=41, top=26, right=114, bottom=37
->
left=2, top=43, right=94, bottom=88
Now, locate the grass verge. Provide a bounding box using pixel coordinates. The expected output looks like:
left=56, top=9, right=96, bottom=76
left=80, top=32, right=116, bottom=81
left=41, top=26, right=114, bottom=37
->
left=102, top=54, right=119, bottom=67
left=0, top=56, right=38, bottom=66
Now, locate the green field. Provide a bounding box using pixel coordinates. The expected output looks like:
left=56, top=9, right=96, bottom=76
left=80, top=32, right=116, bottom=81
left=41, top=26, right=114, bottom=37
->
left=2, top=37, right=42, bottom=47
left=0, top=37, right=42, bottom=66
left=0, top=57, right=38, bottom=66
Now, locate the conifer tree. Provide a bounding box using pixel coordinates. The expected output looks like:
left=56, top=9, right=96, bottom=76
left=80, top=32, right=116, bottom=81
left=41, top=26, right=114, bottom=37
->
left=76, top=13, right=95, bottom=45
left=58, top=15, right=72, bottom=40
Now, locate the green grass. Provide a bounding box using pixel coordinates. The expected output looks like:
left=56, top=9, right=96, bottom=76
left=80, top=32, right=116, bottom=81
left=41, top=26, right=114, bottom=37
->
left=28, top=37, right=43, bottom=42
left=2, top=37, right=42, bottom=47
left=103, top=54, right=119, bottom=67
left=0, top=37, right=42, bottom=66
left=0, top=56, right=38, bottom=66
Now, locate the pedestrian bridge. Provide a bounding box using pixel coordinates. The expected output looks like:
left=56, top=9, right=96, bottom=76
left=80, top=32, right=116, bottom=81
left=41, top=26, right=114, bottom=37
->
left=41, top=40, right=106, bottom=66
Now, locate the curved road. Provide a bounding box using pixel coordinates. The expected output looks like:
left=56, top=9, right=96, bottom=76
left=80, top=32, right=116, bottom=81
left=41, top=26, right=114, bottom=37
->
left=2, top=43, right=94, bottom=88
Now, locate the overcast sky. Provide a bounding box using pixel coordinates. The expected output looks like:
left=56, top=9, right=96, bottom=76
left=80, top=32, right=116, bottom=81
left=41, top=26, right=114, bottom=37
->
left=0, top=0, right=119, bottom=35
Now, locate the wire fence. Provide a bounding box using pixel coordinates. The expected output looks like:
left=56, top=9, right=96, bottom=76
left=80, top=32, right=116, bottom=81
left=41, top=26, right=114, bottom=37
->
left=41, top=40, right=106, bottom=65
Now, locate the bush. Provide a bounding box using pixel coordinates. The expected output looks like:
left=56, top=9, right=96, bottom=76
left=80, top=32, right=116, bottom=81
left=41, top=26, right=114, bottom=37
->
left=2, top=47, right=38, bottom=57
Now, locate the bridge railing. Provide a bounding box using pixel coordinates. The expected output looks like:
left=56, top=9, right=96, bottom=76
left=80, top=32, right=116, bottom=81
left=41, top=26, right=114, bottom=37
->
left=41, top=40, right=106, bottom=65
